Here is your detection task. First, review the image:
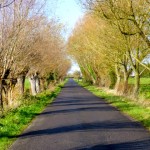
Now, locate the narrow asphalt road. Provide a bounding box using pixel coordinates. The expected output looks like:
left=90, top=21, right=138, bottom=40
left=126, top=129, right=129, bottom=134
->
left=10, top=79, right=150, bottom=150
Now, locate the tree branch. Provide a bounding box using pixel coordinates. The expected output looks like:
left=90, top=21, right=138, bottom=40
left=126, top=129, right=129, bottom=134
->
left=0, top=0, right=15, bottom=8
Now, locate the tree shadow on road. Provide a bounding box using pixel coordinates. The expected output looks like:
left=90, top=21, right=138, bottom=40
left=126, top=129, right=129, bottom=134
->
left=39, top=106, right=119, bottom=116
left=9, top=120, right=146, bottom=138
left=72, top=139, right=150, bottom=150
left=8, top=121, right=150, bottom=149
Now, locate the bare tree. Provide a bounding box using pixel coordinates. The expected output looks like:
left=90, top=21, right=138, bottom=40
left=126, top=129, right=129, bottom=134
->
left=0, top=0, right=47, bottom=109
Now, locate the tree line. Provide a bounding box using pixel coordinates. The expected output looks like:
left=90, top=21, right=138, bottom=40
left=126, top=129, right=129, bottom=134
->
left=0, top=0, right=70, bottom=111
left=68, top=0, right=150, bottom=97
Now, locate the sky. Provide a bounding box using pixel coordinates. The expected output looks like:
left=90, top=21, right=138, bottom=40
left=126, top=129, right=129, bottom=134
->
left=46, top=0, right=84, bottom=73
left=45, top=0, right=84, bottom=39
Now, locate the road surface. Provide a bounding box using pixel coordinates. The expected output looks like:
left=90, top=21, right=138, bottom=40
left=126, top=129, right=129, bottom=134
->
left=10, top=79, right=150, bottom=150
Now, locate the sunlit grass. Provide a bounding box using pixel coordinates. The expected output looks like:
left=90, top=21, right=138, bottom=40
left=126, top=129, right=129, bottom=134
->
left=25, top=79, right=30, bottom=90
left=78, top=80, right=150, bottom=131
left=128, top=77, right=150, bottom=85
left=128, top=77, right=150, bottom=99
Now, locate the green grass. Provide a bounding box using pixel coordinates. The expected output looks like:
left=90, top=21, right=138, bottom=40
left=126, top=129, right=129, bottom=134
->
left=0, top=82, right=65, bottom=150
left=25, top=79, right=30, bottom=90
left=128, top=77, right=150, bottom=99
left=77, top=80, right=150, bottom=131
left=128, top=77, right=150, bottom=85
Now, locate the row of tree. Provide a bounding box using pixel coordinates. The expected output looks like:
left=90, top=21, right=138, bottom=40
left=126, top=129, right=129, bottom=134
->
left=68, top=0, right=150, bottom=97
left=0, top=0, right=70, bottom=111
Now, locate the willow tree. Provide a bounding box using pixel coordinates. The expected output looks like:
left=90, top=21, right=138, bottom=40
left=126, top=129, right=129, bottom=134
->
left=78, top=0, right=150, bottom=96
left=81, top=0, right=150, bottom=68
left=68, top=14, right=116, bottom=86
left=0, top=0, right=46, bottom=109
left=68, top=13, right=131, bottom=90
left=0, top=0, right=70, bottom=110
left=26, top=19, right=70, bottom=95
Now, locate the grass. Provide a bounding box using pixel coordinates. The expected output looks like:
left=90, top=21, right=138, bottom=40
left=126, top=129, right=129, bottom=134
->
left=0, top=81, right=65, bottom=150
left=128, top=77, right=150, bottom=99
left=77, top=80, right=150, bottom=131
left=128, top=77, right=150, bottom=85
left=25, top=79, right=30, bottom=90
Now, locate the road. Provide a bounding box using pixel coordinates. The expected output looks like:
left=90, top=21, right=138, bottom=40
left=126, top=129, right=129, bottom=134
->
left=10, top=79, right=150, bottom=150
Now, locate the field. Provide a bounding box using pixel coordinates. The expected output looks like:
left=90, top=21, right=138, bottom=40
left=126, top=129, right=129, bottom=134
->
left=128, top=78, right=150, bottom=99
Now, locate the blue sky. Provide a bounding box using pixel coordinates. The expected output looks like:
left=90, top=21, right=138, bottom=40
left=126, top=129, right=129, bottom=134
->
left=46, top=0, right=84, bottom=73
left=46, top=0, right=84, bottom=39
left=55, top=0, right=84, bottom=39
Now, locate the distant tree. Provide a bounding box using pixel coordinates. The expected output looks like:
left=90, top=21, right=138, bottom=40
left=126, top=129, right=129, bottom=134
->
left=73, top=71, right=81, bottom=80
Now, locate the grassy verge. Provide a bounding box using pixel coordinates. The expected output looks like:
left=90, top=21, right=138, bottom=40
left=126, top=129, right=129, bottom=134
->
left=128, top=77, right=150, bottom=99
left=77, top=80, right=150, bottom=131
left=0, top=81, right=66, bottom=150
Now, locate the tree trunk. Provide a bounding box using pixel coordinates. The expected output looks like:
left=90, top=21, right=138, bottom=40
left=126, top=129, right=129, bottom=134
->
left=40, top=78, right=48, bottom=91
left=115, top=76, right=121, bottom=92
left=29, top=76, right=37, bottom=96
left=134, top=48, right=140, bottom=97
left=123, top=78, right=128, bottom=94
left=17, top=75, right=25, bottom=95
left=59, top=78, right=62, bottom=83
left=7, top=87, right=13, bottom=107
left=123, top=70, right=129, bottom=94
left=35, top=76, right=40, bottom=93
left=7, top=79, right=17, bottom=107
left=92, top=78, right=96, bottom=85
left=96, top=76, right=102, bottom=87
left=115, top=65, right=121, bottom=92
left=40, top=78, right=45, bottom=91
left=0, top=80, right=4, bottom=111
left=134, top=71, right=140, bottom=97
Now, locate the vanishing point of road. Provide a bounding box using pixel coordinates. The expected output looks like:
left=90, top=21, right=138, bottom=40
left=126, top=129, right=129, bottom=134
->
left=10, top=79, right=150, bottom=150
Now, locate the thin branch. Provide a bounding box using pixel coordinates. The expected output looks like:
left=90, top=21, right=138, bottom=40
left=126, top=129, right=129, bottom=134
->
left=0, top=0, right=15, bottom=8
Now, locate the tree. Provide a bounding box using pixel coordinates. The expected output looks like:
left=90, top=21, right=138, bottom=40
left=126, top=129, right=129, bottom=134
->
left=77, top=0, right=150, bottom=96
left=0, top=0, right=71, bottom=111
left=81, top=0, right=150, bottom=69
left=0, top=0, right=43, bottom=108
left=73, top=71, right=81, bottom=80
